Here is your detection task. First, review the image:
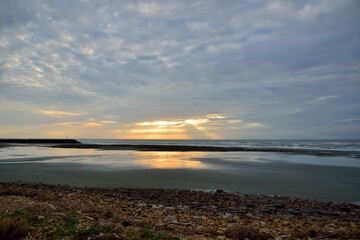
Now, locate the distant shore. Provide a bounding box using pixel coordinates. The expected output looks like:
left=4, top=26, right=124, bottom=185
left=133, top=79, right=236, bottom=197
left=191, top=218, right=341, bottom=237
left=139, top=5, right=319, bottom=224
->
left=1, top=182, right=360, bottom=239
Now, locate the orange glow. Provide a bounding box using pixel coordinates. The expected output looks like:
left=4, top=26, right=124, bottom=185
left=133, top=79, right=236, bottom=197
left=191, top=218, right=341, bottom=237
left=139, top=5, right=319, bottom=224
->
left=135, top=151, right=205, bottom=169
left=83, top=122, right=104, bottom=127
left=121, top=132, right=190, bottom=140
left=1, top=114, right=249, bottom=139
left=39, top=109, right=81, bottom=117
left=123, top=115, right=244, bottom=139
left=129, top=128, right=184, bottom=133
left=45, top=122, right=78, bottom=127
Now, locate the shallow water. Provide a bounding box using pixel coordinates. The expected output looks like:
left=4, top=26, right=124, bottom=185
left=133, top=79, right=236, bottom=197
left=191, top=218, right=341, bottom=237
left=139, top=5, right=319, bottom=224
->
left=0, top=145, right=359, bottom=203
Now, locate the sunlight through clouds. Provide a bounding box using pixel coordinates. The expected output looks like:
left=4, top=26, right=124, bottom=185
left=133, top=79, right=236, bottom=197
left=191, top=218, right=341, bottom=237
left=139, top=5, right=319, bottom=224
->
left=39, top=110, right=82, bottom=117
left=124, top=115, right=256, bottom=139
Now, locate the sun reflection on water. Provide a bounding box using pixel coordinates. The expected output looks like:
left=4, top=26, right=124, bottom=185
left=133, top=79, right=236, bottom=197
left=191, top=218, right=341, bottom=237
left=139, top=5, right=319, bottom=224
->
left=134, top=151, right=206, bottom=169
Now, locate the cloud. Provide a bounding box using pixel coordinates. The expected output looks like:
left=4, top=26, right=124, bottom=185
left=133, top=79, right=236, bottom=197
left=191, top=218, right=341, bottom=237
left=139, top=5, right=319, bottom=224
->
left=0, top=0, right=359, bottom=138
left=0, top=0, right=33, bottom=30
left=39, top=110, right=82, bottom=118
left=122, top=114, right=258, bottom=139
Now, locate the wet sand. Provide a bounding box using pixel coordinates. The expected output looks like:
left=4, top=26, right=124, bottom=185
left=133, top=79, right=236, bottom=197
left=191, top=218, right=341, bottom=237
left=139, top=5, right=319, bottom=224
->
left=0, top=144, right=360, bottom=203
left=0, top=156, right=359, bottom=203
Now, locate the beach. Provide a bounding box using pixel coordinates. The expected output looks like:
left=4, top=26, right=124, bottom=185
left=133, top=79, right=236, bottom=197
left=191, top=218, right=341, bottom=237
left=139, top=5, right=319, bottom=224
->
left=1, top=182, right=360, bottom=239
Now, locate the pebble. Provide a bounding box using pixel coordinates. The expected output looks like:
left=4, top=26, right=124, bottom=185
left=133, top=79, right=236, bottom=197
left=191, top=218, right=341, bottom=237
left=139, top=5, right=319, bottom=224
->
left=155, top=210, right=163, bottom=214
left=246, top=213, right=261, bottom=219
left=220, top=212, right=232, bottom=218
left=165, top=206, right=175, bottom=210
left=165, top=215, right=177, bottom=221
left=121, top=221, right=132, bottom=227
left=2, top=183, right=360, bottom=239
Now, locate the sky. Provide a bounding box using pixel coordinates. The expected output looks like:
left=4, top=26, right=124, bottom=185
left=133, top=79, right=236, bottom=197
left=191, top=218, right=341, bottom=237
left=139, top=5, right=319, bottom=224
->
left=0, top=0, right=359, bottom=139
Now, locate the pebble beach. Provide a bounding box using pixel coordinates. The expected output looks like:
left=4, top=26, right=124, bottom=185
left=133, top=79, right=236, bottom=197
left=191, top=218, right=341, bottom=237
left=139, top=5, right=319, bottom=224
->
left=1, top=183, right=360, bottom=239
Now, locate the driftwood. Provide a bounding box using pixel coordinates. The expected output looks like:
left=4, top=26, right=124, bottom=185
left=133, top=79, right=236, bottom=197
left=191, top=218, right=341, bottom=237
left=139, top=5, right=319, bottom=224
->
left=154, top=220, right=195, bottom=230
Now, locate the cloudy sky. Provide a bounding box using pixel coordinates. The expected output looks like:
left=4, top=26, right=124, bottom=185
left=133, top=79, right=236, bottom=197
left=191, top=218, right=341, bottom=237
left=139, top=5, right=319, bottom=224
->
left=0, top=0, right=359, bottom=139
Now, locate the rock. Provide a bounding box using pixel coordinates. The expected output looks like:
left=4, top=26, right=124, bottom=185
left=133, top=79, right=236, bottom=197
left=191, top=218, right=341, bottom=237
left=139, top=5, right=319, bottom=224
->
left=165, top=207, right=176, bottom=210
left=259, top=206, right=276, bottom=214
left=47, top=229, right=55, bottom=236
left=246, top=213, right=261, bottom=219
left=339, top=206, right=352, bottom=213
left=38, top=215, right=45, bottom=220
left=246, top=203, right=256, bottom=208
left=216, top=229, right=224, bottom=234
left=103, top=211, right=112, bottom=219
left=165, top=215, right=177, bottom=221
left=288, top=209, right=303, bottom=216
left=221, top=213, right=232, bottom=218
left=230, top=206, right=247, bottom=212
left=271, top=203, right=285, bottom=209
left=215, top=189, right=224, bottom=193
left=121, top=221, right=132, bottom=227
left=155, top=210, right=163, bottom=214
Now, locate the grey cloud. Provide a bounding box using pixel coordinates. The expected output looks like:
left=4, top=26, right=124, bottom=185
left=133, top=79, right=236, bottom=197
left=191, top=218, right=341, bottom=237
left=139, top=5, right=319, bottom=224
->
left=0, top=0, right=33, bottom=29
left=0, top=0, right=359, bottom=138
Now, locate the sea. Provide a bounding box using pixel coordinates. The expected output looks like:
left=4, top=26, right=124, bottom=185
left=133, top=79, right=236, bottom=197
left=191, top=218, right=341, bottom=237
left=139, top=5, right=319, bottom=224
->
left=79, top=139, right=360, bottom=152
left=1, top=139, right=359, bottom=203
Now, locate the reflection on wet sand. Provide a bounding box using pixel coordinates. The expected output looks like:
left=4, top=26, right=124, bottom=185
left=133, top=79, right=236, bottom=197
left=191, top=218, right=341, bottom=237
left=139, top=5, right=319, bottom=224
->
left=134, top=151, right=206, bottom=169
left=0, top=147, right=207, bottom=169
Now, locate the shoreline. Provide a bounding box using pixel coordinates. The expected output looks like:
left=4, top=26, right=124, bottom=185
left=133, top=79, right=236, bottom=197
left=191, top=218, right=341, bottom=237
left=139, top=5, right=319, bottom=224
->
left=1, top=182, right=359, bottom=239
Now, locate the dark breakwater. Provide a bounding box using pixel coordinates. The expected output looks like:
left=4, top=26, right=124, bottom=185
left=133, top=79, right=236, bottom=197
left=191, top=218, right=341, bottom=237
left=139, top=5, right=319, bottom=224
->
left=0, top=139, right=80, bottom=144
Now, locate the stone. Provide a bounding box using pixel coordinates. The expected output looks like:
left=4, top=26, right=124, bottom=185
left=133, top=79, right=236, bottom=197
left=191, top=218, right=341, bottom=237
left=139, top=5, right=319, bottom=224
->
left=155, top=210, right=163, bottom=214
left=165, top=215, right=177, bottom=221
left=121, top=221, right=132, bottom=227
left=165, top=207, right=176, bottom=210
left=246, top=203, right=256, bottom=208
left=221, top=213, right=232, bottom=218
